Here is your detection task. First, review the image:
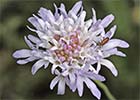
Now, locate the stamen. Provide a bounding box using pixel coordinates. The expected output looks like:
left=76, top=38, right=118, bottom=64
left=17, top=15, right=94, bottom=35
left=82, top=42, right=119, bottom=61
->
left=53, top=34, right=61, bottom=41
left=60, top=50, right=65, bottom=56
left=68, top=45, right=73, bottom=50
left=54, top=31, right=82, bottom=63
left=59, top=56, right=66, bottom=62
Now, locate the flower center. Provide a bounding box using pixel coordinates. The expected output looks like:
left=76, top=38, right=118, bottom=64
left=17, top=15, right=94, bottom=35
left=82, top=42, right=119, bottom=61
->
left=53, top=32, right=81, bottom=63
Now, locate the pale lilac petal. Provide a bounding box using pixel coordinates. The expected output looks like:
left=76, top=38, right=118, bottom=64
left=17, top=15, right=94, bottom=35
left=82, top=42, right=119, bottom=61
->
left=96, top=62, right=101, bottom=74
left=57, top=79, right=65, bottom=95
left=55, top=15, right=64, bottom=25
left=45, top=10, right=55, bottom=23
left=66, top=76, right=76, bottom=92
left=26, top=25, right=36, bottom=32
left=53, top=3, right=60, bottom=19
left=17, top=56, right=37, bottom=64
left=69, top=1, right=82, bottom=15
left=50, top=76, right=60, bottom=90
left=103, top=48, right=118, bottom=58
left=31, top=59, right=47, bottom=75
left=38, top=7, right=48, bottom=21
left=68, top=11, right=78, bottom=21
left=84, top=78, right=101, bottom=99
left=85, top=19, right=93, bottom=29
left=103, top=39, right=129, bottom=50
left=59, top=3, right=68, bottom=18
left=82, top=63, right=90, bottom=72
left=62, top=70, right=69, bottom=76
left=28, top=17, right=42, bottom=30
left=17, top=60, right=28, bottom=65
left=28, top=15, right=45, bottom=31
left=94, top=19, right=102, bottom=27
left=103, top=48, right=126, bottom=57
left=90, top=74, right=105, bottom=82
left=51, top=64, right=58, bottom=74
left=78, top=11, right=86, bottom=23
left=105, top=25, right=117, bottom=39
left=28, top=35, right=41, bottom=44
left=70, top=83, right=77, bottom=92
left=100, top=14, right=114, bottom=28
left=77, top=76, right=84, bottom=97
left=89, top=65, right=97, bottom=72
left=24, top=36, right=35, bottom=49
left=13, top=49, right=31, bottom=58
left=69, top=72, right=76, bottom=84
left=54, top=69, right=60, bottom=75
left=115, top=51, right=126, bottom=57
left=44, top=62, right=49, bottom=69
left=92, top=8, right=97, bottom=24
left=66, top=18, right=74, bottom=25
left=38, top=7, right=55, bottom=23
left=84, top=71, right=105, bottom=81
left=100, top=59, right=118, bottom=76
left=89, top=28, right=104, bottom=43
left=31, top=50, right=44, bottom=58
left=76, top=11, right=86, bottom=26
left=78, top=6, right=83, bottom=16
left=33, top=14, right=45, bottom=28
left=89, top=19, right=102, bottom=32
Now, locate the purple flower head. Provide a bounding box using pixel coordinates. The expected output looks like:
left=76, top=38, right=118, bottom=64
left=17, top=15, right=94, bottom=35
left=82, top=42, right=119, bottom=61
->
left=13, top=1, right=129, bottom=99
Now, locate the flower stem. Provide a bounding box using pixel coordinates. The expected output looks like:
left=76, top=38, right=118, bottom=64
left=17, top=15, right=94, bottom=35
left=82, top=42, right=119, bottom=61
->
left=95, top=80, right=116, bottom=100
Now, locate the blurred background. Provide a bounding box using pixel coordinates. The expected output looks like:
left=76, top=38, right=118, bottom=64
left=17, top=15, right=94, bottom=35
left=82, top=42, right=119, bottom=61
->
left=0, top=0, right=139, bottom=100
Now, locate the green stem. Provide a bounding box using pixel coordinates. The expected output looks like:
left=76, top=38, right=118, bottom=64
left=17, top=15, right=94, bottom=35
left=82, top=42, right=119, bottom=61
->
left=95, top=80, right=116, bottom=100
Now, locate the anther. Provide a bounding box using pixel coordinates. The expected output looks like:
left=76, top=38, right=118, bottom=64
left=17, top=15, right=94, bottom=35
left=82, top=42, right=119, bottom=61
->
left=53, top=34, right=61, bottom=41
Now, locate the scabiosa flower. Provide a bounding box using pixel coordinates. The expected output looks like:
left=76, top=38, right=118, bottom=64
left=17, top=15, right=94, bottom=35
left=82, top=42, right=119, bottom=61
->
left=13, top=1, right=129, bottom=99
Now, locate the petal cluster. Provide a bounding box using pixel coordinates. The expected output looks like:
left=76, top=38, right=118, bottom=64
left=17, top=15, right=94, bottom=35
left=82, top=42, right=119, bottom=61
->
left=13, top=1, right=129, bottom=99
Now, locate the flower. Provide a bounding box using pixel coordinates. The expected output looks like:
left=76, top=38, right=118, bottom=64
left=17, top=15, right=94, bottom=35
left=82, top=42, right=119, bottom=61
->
left=12, top=1, right=129, bottom=99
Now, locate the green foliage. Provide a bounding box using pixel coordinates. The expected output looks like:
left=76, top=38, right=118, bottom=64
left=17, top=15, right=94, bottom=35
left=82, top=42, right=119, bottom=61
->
left=0, top=0, right=139, bottom=99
